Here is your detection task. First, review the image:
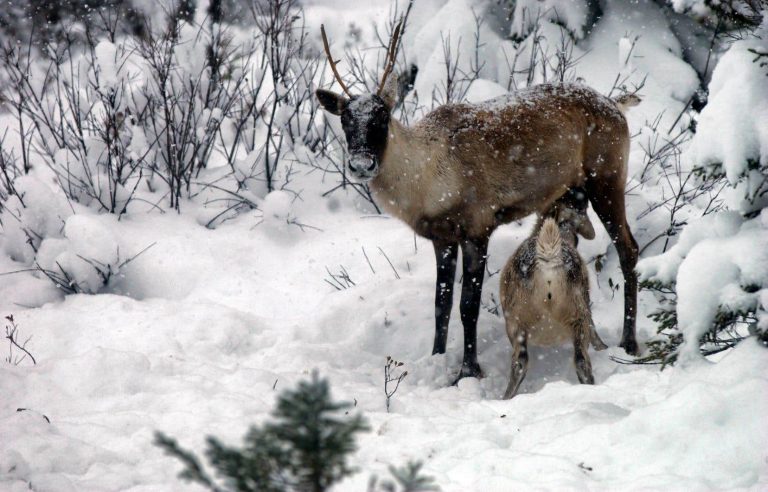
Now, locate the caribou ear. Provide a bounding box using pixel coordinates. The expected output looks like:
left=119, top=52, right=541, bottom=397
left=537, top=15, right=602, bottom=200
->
left=379, top=74, right=399, bottom=109
left=577, top=216, right=596, bottom=240
left=316, top=89, right=348, bottom=115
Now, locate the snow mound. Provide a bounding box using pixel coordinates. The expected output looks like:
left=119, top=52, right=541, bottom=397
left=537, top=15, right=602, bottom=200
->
left=686, top=26, right=768, bottom=188
left=411, top=0, right=501, bottom=104
left=260, top=190, right=300, bottom=238
left=675, top=220, right=768, bottom=362
left=638, top=211, right=768, bottom=363
left=637, top=211, right=742, bottom=285
left=36, top=215, right=122, bottom=294
left=510, top=0, right=593, bottom=40
left=0, top=176, right=73, bottom=264
left=94, top=40, right=121, bottom=90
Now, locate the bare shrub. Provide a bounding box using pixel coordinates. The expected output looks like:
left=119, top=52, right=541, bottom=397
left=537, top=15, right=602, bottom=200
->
left=501, top=9, right=586, bottom=91
left=0, top=25, right=151, bottom=215
left=0, top=0, right=329, bottom=221
left=4, top=315, right=36, bottom=366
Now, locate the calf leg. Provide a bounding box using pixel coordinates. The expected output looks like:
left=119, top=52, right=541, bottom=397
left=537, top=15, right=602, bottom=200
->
left=454, top=237, right=488, bottom=382
left=503, top=328, right=529, bottom=399
left=432, top=241, right=458, bottom=355
left=590, top=319, right=608, bottom=351
left=573, top=319, right=595, bottom=385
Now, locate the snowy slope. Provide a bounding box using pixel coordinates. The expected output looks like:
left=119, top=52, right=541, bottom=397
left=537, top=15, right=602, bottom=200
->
left=1, top=206, right=767, bottom=491
left=1, top=0, right=767, bottom=490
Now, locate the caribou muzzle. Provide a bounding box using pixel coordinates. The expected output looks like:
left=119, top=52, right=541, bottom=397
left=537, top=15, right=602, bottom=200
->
left=348, top=153, right=379, bottom=180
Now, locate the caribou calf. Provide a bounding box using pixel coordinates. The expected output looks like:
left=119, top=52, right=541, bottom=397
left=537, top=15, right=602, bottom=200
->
left=316, top=21, right=640, bottom=382
left=501, top=194, right=606, bottom=399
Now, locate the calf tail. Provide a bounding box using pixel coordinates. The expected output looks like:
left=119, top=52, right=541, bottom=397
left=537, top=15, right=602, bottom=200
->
left=536, top=218, right=562, bottom=263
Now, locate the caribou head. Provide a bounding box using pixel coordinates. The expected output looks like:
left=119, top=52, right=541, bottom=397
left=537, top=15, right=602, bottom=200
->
left=315, top=20, right=404, bottom=180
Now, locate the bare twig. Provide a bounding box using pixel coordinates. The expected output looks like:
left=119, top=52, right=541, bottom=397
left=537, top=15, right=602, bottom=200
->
left=362, top=246, right=376, bottom=274
left=384, top=356, right=408, bottom=412
left=377, top=247, right=401, bottom=279
left=325, top=265, right=355, bottom=291
left=5, top=315, right=36, bottom=366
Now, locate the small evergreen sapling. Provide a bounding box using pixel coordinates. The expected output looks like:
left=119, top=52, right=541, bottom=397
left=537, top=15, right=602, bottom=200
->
left=368, top=461, right=440, bottom=492
left=613, top=278, right=760, bottom=368
left=155, top=372, right=369, bottom=492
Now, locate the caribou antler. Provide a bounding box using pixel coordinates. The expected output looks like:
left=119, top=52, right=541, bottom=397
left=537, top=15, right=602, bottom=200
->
left=320, top=24, right=352, bottom=97
left=377, top=17, right=403, bottom=97
left=377, top=0, right=414, bottom=97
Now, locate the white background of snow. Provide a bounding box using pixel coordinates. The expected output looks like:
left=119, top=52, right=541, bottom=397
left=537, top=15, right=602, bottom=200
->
left=1, top=0, right=767, bottom=490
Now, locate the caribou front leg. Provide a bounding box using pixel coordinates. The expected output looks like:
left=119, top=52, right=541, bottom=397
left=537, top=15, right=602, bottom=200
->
left=454, top=237, right=488, bottom=383
left=433, top=241, right=459, bottom=355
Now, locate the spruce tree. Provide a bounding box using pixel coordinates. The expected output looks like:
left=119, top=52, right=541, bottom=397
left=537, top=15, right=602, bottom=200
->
left=155, top=372, right=369, bottom=492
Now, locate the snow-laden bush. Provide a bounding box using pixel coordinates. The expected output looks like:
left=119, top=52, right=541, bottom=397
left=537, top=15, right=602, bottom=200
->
left=668, top=0, right=764, bottom=28
left=1, top=33, right=147, bottom=215
left=637, top=212, right=768, bottom=365
left=0, top=172, right=146, bottom=294
left=508, top=0, right=601, bottom=41
left=686, top=24, right=768, bottom=214
left=0, top=0, right=329, bottom=222
left=35, top=215, right=125, bottom=294
left=635, top=19, right=768, bottom=366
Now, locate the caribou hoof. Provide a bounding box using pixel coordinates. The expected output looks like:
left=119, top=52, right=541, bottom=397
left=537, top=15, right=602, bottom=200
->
left=619, top=337, right=640, bottom=356
left=452, top=361, right=484, bottom=385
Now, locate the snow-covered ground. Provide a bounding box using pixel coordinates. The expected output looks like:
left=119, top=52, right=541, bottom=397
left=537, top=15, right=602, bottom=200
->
left=1, top=0, right=767, bottom=490
left=2, top=203, right=767, bottom=490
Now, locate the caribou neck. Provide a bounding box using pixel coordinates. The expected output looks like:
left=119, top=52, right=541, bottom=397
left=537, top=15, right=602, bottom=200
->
left=369, top=118, right=434, bottom=220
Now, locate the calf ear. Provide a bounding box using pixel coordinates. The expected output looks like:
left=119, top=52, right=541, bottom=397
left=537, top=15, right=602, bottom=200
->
left=316, top=89, right=348, bottom=115
left=577, top=216, right=596, bottom=240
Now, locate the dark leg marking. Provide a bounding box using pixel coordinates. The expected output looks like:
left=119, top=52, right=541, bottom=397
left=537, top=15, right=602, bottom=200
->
left=586, top=180, right=640, bottom=355
left=432, top=240, right=458, bottom=355
left=454, top=237, right=488, bottom=383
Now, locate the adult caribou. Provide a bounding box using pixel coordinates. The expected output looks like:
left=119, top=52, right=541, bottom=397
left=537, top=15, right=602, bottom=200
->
left=316, top=21, right=640, bottom=382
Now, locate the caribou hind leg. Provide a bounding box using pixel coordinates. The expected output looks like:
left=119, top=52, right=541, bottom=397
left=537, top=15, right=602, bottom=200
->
left=586, top=175, right=640, bottom=355
left=432, top=240, right=458, bottom=355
